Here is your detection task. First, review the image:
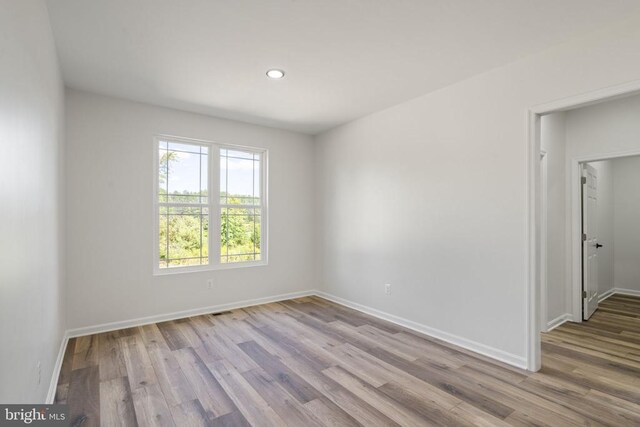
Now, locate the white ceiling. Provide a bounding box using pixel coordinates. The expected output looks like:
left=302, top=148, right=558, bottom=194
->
left=47, top=0, right=640, bottom=135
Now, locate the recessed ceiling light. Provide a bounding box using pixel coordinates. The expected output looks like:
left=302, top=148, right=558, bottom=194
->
left=266, top=69, right=285, bottom=79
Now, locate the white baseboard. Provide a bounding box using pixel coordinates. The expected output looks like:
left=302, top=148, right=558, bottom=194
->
left=545, top=313, right=572, bottom=332
left=599, top=287, right=640, bottom=303
left=598, top=288, right=616, bottom=303
left=612, top=288, right=640, bottom=298
left=314, top=291, right=527, bottom=369
left=66, top=289, right=316, bottom=338
left=46, top=332, right=69, bottom=404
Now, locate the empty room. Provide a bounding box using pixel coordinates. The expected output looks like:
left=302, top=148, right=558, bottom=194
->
left=2, top=0, right=640, bottom=425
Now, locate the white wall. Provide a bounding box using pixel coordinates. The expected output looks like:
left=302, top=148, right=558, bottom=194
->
left=315, top=12, right=640, bottom=365
left=565, top=93, right=640, bottom=158
left=587, top=161, right=615, bottom=295
left=613, top=155, right=640, bottom=292
left=65, top=90, right=315, bottom=330
left=0, top=0, right=66, bottom=402
left=540, top=113, right=567, bottom=324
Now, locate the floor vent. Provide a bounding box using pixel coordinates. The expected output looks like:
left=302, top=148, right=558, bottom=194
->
left=211, top=311, right=232, bottom=316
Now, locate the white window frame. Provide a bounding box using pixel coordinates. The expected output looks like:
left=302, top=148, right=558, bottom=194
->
left=153, top=135, right=268, bottom=275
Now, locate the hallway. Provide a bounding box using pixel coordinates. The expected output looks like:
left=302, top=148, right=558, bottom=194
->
left=539, top=294, right=640, bottom=425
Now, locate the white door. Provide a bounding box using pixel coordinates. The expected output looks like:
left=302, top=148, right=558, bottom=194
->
left=582, top=164, right=599, bottom=320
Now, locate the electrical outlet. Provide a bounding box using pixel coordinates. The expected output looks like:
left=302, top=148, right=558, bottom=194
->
left=207, top=279, right=214, bottom=289
left=384, top=283, right=392, bottom=295
left=36, top=361, right=41, bottom=385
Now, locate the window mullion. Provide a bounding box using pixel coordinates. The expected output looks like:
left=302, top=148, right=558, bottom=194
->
left=261, top=151, right=267, bottom=263
left=210, top=144, right=221, bottom=266
left=219, top=204, right=260, bottom=209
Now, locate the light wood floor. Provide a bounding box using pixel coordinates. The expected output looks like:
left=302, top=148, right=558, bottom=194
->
left=55, top=294, right=640, bottom=426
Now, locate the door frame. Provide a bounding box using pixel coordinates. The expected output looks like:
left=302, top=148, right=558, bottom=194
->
left=539, top=151, right=548, bottom=332
left=573, top=152, right=640, bottom=320
left=526, top=79, right=640, bottom=371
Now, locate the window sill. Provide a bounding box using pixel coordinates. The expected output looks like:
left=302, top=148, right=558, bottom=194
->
left=153, top=260, right=268, bottom=276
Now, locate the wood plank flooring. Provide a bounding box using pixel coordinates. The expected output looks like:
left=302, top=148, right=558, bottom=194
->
left=55, top=294, right=640, bottom=426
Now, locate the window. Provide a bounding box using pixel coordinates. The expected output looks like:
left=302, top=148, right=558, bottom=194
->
left=155, top=136, right=267, bottom=273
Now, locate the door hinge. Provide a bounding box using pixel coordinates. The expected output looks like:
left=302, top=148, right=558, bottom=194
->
left=581, top=176, right=587, bottom=184
left=582, top=233, right=587, bottom=241
left=583, top=291, right=587, bottom=298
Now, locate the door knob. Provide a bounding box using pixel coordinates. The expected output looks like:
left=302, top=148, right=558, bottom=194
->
left=595, top=243, right=603, bottom=248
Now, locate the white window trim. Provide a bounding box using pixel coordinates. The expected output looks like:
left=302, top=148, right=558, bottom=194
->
left=153, top=134, right=268, bottom=275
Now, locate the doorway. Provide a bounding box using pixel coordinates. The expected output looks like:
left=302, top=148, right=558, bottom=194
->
left=527, top=80, right=640, bottom=371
